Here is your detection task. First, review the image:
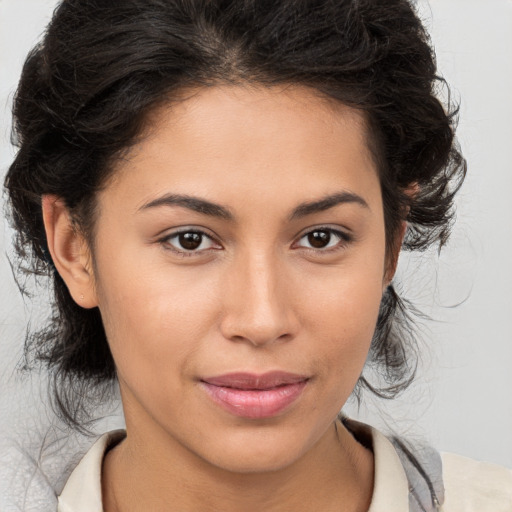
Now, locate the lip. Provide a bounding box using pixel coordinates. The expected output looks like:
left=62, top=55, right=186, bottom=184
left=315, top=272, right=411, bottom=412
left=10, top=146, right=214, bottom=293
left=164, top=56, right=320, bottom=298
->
left=200, top=371, right=309, bottom=419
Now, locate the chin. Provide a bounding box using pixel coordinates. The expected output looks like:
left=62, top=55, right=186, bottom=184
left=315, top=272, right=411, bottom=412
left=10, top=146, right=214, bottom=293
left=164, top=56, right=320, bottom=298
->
left=196, top=425, right=316, bottom=475
left=209, top=447, right=304, bottom=475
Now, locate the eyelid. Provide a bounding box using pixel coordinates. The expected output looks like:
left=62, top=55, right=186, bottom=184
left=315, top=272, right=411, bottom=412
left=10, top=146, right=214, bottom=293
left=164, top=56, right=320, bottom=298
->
left=292, top=226, right=353, bottom=252
left=158, top=227, right=222, bottom=256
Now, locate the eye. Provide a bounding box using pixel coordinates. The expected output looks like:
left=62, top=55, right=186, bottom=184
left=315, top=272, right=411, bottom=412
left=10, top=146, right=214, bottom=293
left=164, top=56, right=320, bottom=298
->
left=295, top=227, right=351, bottom=251
left=160, top=229, right=220, bottom=255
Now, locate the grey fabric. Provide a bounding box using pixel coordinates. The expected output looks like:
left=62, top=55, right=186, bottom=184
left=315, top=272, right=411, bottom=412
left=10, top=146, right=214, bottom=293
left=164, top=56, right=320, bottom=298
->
left=391, top=437, right=444, bottom=512
left=0, top=439, right=59, bottom=512
left=0, top=430, right=95, bottom=512
left=341, top=415, right=445, bottom=512
left=0, top=406, right=123, bottom=511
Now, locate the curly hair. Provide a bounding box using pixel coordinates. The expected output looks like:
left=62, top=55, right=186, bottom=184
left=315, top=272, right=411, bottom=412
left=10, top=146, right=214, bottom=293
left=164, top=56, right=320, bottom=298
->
left=4, top=0, right=465, bottom=428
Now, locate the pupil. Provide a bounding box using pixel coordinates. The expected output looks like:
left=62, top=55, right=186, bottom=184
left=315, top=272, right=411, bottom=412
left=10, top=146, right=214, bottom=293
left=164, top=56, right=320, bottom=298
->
left=179, top=232, right=202, bottom=250
left=308, top=230, right=330, bottom=248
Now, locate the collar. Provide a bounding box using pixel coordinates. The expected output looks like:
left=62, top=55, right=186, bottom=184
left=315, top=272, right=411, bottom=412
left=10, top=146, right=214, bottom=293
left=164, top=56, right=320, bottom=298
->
left=58, top=429, right=125, bottom=512
left=343, top=419, right=410, bottom=512
left=58, top=422, right=410, bottom=512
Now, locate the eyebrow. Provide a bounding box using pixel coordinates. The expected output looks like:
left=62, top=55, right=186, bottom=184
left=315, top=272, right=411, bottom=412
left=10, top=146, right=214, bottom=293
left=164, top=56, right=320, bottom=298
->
left=289, top=191, right=369, bottom=220
left=138, top=191, right=369, bottom=220
left=138, top=194, right=234, bottom=220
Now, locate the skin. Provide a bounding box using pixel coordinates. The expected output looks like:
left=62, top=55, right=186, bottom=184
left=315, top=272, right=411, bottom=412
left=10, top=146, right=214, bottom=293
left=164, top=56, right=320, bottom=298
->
left=43, top=84, right=404, bottom=511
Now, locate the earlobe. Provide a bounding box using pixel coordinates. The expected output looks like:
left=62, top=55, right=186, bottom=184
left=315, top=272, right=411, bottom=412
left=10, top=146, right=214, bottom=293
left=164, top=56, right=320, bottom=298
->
left=41, top=195, right=98, bottom=309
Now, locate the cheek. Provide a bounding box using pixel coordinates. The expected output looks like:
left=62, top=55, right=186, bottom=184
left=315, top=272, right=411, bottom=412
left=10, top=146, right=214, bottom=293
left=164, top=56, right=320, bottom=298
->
left=312, top=288, right=381, bottom=369
left=297, top=255, right=385, bottom=382
left=93, top=248, right=222, bottom=383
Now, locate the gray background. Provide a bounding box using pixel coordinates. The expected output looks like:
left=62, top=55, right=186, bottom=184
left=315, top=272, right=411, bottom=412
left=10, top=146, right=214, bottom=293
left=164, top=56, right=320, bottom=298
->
left=1, top=0, right=511, bottom=467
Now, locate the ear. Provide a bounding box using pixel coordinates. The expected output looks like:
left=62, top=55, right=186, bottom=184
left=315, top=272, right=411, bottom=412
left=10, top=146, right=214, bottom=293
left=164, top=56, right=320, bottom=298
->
left=383, top=182, right=418, bottom=288
left=42, top=195, right=98, bottom=309
left=383, top=220, right=407, bottom=288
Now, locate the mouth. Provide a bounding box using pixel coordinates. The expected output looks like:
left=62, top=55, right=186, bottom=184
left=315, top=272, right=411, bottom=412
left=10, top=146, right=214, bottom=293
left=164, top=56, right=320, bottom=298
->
left=200, top=371, right=309, bottom=419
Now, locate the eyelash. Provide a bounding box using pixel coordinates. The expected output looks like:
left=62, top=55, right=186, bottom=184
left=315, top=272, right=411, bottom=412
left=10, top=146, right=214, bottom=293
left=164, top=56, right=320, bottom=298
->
left=158, top=226, right=353, bottom=258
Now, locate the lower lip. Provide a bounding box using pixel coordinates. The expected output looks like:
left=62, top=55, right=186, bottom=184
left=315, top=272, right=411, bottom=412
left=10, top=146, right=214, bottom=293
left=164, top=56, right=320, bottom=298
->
left=201, top=380, right=308, bottom=419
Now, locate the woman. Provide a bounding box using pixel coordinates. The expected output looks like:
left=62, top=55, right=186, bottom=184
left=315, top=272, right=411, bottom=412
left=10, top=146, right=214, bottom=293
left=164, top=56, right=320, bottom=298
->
left=4, top=0, right=511, bottom=510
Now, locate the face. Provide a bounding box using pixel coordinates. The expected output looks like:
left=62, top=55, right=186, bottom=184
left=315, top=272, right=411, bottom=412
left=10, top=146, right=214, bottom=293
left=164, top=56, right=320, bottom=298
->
left=86, top=85, right=391, bottom=473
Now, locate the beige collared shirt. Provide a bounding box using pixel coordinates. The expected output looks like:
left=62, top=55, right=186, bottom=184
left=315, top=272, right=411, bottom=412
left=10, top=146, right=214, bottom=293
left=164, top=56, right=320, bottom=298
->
left=57, top=424, right=512, bottom=512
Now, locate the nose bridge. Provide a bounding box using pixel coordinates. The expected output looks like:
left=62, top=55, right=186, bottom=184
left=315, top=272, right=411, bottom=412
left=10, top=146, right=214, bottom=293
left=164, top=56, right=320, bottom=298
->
left=220, top=247, right=295, bottom=346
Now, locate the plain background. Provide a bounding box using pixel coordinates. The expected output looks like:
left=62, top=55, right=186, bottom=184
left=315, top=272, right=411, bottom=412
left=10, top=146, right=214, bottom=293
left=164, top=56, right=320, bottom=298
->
left=0, top=0, right=511, bottom=468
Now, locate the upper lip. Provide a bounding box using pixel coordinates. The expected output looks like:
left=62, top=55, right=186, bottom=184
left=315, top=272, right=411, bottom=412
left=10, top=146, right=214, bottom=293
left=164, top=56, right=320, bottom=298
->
left=201, top=371, right=309, bottom=390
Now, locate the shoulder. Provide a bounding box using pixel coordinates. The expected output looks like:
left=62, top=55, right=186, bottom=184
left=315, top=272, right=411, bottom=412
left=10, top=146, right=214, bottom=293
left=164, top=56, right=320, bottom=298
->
left=441, top=452, right=512, bottom=512
left=0, top=438, right=58, bottom=511
left=0, top=427, right=100, bottom=511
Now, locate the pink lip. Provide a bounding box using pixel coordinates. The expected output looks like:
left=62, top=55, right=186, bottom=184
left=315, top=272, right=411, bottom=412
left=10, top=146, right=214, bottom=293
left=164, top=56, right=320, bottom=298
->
left=200, top=372, right=309, bottom=419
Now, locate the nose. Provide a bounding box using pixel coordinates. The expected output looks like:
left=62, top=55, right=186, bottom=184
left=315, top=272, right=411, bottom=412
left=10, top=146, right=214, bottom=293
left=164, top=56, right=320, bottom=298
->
left=219, top=251, right=298, bottom=347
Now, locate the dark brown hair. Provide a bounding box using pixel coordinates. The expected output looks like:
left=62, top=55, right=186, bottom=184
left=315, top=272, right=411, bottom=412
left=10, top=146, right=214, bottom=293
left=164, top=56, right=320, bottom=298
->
left=4, top=0, right=465, bottom=428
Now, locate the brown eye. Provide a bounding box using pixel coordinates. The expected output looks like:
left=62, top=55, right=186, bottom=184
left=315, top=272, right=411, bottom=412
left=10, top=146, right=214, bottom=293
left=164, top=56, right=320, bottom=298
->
left=163, top=230, right=218, bottom=254
left=178, top=232, right=203, bottom=250
left=295, top=227, right=350, bottom=252
left=307, top=230, right=331, bottom=248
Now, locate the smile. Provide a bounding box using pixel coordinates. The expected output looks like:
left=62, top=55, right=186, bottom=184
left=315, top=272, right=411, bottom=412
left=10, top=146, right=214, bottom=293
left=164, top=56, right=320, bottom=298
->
left=200, top=372, right=309, bottom=419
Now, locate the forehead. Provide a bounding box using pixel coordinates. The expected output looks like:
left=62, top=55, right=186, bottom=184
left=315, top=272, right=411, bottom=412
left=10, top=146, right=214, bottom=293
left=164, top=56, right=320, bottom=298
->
left=144, top=84, right=372, bottom=160
left=103, top=84, right=379, bottom=216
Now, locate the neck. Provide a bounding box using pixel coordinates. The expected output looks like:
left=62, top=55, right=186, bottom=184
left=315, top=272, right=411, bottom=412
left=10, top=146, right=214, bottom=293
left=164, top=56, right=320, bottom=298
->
left=103, top=418, right=373, bottom=512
